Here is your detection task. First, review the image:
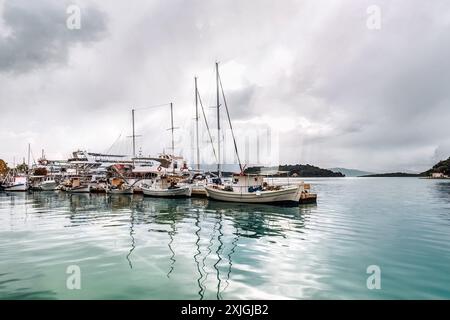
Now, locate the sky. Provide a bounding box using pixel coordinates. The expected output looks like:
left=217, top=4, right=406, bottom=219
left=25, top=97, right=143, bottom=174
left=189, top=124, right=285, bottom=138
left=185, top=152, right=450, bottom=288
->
left=1, top=0, right=450, bottom=173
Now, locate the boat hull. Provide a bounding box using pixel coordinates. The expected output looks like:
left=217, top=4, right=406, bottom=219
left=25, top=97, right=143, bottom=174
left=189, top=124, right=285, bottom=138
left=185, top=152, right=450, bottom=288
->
left=3, top=183, right=28, bottom=192
left=142, top=186, right=191, bottom=198
left=204, top=185, right=302, bottom=205
left=39, top=181, right=58, bottom=191
left=68, top=186, right=91, bottom=193
left=191, top=185, right=207, bottom=197
left=107, top=188, right=134, bottom=195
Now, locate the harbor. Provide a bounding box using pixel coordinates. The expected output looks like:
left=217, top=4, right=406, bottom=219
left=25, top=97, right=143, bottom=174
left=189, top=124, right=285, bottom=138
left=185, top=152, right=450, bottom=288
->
left=2, top=0, right=450, bottom=303
left=0, top=63, right=317, bottom=206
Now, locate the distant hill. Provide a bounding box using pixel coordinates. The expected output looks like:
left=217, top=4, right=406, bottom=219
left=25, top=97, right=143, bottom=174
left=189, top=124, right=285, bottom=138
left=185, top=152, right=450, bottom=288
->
left=360, top=172, right=420, bottom=177
left=328, top=167, right=374, bottom=177
left=244, top=164, right=345, bottom=177
left=421, top=157, right=450, bottom=176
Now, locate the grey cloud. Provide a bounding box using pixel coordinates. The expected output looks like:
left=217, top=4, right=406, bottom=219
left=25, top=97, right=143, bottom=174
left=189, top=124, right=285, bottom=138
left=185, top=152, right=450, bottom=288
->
left=0, top=0, right=107, bottom=73
left=1, top=0, right=450, bottom=172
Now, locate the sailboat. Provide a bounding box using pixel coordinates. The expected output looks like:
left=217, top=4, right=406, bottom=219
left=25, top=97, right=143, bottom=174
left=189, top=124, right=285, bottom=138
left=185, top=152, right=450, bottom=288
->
left=188, top=75, right=221, bottom=197
left=203, top=62, right=304, bottom=205
left=140, top=103, right=192, bottom=198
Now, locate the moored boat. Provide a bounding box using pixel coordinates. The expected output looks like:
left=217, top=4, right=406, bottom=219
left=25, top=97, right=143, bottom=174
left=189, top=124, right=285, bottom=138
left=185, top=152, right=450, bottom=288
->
left=142, top=177, right=191, bottom=198
left=1, top=170, right=28, bottom=192
left=38, top=177, right=58, bottom=191
left=142, top=185, right=191, bottom=197
left=3, top=178, right=29, bottom=192
left=205, top=174, right=303, bottom=205
left=65, top=177, right=91, bottom=193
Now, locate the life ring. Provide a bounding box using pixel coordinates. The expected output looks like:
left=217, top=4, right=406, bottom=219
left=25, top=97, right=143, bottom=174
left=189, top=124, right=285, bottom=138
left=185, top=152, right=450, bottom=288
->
left=157, top=166, right=162, bottom=172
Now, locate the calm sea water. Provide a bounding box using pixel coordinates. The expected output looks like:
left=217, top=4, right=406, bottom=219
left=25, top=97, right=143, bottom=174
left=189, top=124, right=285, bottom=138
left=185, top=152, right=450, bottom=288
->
left=1, top=177, right=449, bottom=300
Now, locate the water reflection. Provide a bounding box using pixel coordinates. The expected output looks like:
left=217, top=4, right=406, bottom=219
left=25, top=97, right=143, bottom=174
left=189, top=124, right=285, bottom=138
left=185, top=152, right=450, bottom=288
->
left=432, top=181, right=450, bottom=201
left=2, top=192, right=310, bottom=300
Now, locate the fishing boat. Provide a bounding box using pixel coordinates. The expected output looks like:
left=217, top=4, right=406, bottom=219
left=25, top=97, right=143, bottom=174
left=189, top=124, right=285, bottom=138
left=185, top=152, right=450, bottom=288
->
left=106, top=177, right=134, bottom=195
left=1, top=169, right=29, bottom=192
left=142, top=184, right=191, bottom=197
left=205, top=174, right=303, bottom=205
left=107, top=185, right=134, bottom=195
left=142, top=177, right=191, bottom=198
left=201, top=62, right=308, bottom=206
left=2, top=176, right=28, bottom=192
left=66, top=177, right=91, bottom=193
left=38, top=177, right=58, bottom=191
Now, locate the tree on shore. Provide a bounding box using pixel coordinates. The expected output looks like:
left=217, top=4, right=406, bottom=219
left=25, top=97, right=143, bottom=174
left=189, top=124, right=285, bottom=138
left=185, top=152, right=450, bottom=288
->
left=0, top=159, right=8, bottom=176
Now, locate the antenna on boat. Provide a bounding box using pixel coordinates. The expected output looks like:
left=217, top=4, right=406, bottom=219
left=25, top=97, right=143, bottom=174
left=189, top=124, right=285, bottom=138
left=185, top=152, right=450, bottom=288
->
left=216, top=62, right=222, bottom=178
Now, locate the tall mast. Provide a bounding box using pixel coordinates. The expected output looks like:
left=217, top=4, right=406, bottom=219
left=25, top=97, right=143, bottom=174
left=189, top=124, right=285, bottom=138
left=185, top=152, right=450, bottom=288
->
left=195, top=77, right=200, bottom=171
left=27, top=143, right=30, bottom=173
left=216, top=62, right=221, bottom=177
left=132, top=108, right=136, bottom=157
left=170, top=102, right=175, bottom=155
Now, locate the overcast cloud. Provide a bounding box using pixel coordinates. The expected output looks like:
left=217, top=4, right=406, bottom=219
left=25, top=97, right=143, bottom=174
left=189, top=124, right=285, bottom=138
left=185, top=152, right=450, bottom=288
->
left=1, top=0, right=450, bottom=172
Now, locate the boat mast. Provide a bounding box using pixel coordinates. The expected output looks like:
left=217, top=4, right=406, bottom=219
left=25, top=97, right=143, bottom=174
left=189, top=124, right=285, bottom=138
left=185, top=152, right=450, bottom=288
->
left=216, top=62, right=221, bottom=178
left=170, top=102, right=175, bottom=155
left=195, top=77, right=200, bottom=171
left=27, top=143, right=30, bottom=174
left=132, top=108, right=136, bottom=157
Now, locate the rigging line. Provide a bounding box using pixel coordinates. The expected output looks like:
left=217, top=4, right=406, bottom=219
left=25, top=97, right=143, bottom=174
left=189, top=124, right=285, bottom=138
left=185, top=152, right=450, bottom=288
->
left=218, top=73, right=243, bottom=173
left=105, top=133, right=123, bottom=155
left=133, top=103, right=171, bottom=111
left=197, top=88, right=218, bottom=163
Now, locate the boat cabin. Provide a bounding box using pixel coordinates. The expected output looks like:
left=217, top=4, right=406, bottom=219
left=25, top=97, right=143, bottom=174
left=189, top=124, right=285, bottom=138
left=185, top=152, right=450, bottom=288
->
left=232, top=175, right=264, bottom=188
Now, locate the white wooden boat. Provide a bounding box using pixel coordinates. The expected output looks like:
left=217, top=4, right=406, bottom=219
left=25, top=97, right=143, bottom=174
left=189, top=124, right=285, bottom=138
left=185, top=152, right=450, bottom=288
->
left=205, top=185, right=302, bottom=204
left=2, top=175, right=28, bottom=192
left=205, top=175, right=303, bottom=205
left=142, top=184, right=191, bottom=198
left=4, top=181, right=28, bottom=192
left=107, top=185, right=134, bottom=195
left=68, top=185, right=91, bottom=193
left=38, top=178, right=58, bottom=191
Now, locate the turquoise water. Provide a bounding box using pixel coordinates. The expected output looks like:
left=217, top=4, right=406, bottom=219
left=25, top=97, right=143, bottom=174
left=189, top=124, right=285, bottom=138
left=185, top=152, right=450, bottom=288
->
left=0, top=177, right=449, bottom=299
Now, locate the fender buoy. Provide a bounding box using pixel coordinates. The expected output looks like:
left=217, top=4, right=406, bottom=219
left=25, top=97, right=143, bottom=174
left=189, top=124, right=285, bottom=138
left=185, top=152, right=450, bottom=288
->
left=157, top=166, right=162, bottom=172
